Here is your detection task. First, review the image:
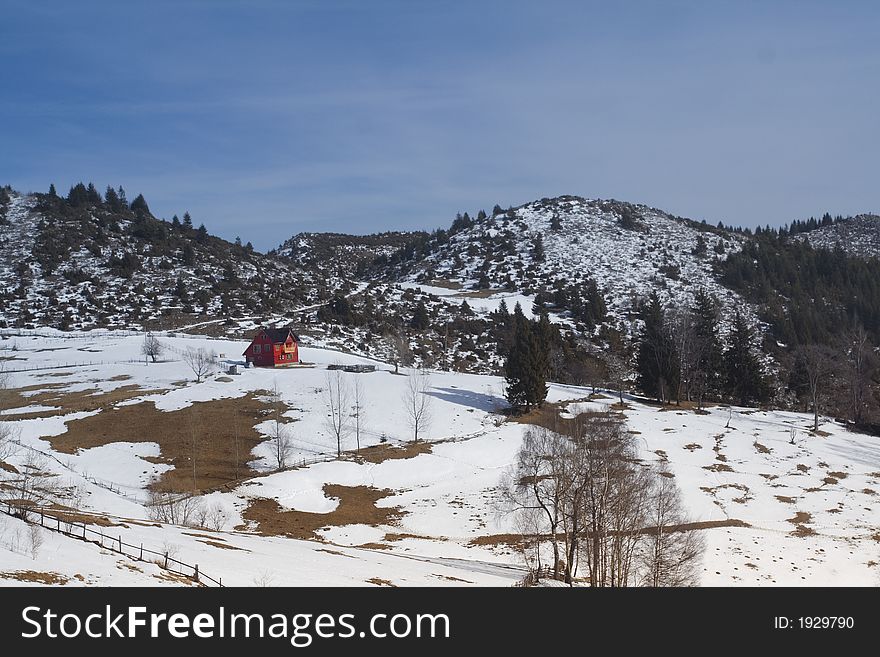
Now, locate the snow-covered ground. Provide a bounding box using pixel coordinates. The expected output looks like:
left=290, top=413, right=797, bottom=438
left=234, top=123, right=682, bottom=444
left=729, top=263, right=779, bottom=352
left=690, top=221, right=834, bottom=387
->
left=0, top=331, right=877, bottom=586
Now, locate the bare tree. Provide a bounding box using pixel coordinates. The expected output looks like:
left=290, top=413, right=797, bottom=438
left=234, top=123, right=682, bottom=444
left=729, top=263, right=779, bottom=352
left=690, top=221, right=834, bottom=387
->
left=502, top=424, right=570, bottom=580
left=3, top=452, right=60, bottom=518
left=841, top=326, right=875, bottom=426
left=269, top=383, right=293, bottom=469
left=389, top=332, right=412, bottom=375
left=506, top=411, right=706, bottom=587
left=141, top=332, right=164, bottom=363
left=797, top=344, right=836, bottom=432
left=352, top=375, right=366, bottom=453
left=28, top=523, right=43, bottom=560
left=402, top=369, right=432, bottom=443
left=324, top=369, right=352, bottom=457
left=182, top=347, right=217, bottom=383
left=640, top=470, right=705, bottom=587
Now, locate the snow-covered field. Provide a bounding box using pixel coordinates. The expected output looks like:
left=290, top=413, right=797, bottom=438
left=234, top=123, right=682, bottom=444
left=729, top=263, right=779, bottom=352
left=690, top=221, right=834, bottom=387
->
left=0, top=330, right=877, bottom=586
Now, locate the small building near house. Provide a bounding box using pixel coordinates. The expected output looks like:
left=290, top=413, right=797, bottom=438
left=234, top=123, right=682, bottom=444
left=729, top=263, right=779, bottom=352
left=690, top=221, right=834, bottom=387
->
left=243, top=326, right=300, bottom=367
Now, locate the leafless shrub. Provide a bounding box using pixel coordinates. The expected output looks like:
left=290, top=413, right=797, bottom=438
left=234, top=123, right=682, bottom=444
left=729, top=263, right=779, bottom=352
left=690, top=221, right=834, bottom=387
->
left=403, top=369, right=432, bottom=443
left=28, top=523, right=43, bottom=560
left=141, top=332, right=164, bottom=363
left=182, top=347, right=217, bottom=383
left=324, top=370, right=352, bottom=457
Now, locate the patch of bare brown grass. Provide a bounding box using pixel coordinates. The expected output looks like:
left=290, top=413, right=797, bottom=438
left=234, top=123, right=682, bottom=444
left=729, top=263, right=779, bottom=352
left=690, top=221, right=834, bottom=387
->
left=0, top=570, right=69, bottom=585
left=355, top=441, right=432, bottom=464
left=52, top=392, right=275, bottom=493
left=239, top=485, right=404, bottom=540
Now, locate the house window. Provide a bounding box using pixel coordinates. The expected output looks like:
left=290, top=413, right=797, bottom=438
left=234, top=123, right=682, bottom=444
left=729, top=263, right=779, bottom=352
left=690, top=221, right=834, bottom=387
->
left=254, top=344, right=261, bottom=354
left=275, top=344, right=280, bottom=351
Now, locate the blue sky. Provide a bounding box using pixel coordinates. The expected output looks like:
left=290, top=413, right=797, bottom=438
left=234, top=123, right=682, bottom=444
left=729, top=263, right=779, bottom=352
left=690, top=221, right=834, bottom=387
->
left=1, top=1, right=879, bottom=250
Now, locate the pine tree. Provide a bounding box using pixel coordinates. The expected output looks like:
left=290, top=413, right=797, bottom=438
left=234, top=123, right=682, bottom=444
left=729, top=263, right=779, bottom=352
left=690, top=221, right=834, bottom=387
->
left=723, top=311, right=769, bottom=406
left=196, top=223, right=208, bottom=243
left=691, top=289, right=723, bottom=404
left=48, top=184, right=57, bottom=197
left=532, top=233, right=545, bottom=262
left=86, top=183, right=102, bottom=205
left=183, top=212, right=193, bottom=230
left=130, top=193, right=150, bottom=215
left=550, top=215, right=562, bottom=231
left=104, top=185, right=122, bottom=211
left=410, top=301, right=430, bottom=330
left=636, top=292, right=679, bottom=402
left=504, top=318, right=548, bottom=410
left=117, top=186, right=127, bottom=207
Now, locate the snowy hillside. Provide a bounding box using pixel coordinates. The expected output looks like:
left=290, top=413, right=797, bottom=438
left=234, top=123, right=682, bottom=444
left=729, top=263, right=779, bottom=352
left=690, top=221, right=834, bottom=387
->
left=795, top=213, right=880, bottom=260
left=0, top=330, right=877, bottom=586
left=0, top=191, right=348, bottom=333
left=382, top=196, right=759, bottom=336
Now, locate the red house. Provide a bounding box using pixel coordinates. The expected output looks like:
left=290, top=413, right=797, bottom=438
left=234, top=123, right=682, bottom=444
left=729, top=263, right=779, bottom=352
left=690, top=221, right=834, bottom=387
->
left=243, top=327, right=300, bottom=367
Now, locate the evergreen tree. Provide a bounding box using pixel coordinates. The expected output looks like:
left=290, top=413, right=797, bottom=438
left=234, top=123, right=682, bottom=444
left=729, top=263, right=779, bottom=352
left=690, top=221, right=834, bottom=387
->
left=410, top=301, right=430, bottom=330
left=171, top=214, right=181, bottom=229
left=48, top=184, right=57, bottom=197
left=67, top=183, right=89, bottom=207
left=550, top=215, right=562, bottom=231
left=504, top=318, right=548, bottom=410
left=183, top=212, right=193, bottom=230
left=86, top=183, right=102, bottom=205
left=117, top=186, right=127, bottom=207
left=532, top=233, right=545, bottom=262
left=104, top=185, right=121, bottom=211
left=723, top=311, right=769, bottom=406
left=130, top=193, right=150, bottom=215
left=196, top=223, right=208, bottom=243
left=691, top=289, right=723, bottom=403
left=496, top=298, right=509, bottom=319
left=636, top=292, right=679, bottom=402
left=182, top=243, right=196, bottom=266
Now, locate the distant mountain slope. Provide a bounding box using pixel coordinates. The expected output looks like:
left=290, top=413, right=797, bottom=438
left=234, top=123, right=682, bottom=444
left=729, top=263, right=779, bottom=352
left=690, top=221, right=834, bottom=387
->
left=0, top=189, right=348, bottom=331
left=795, top=213, right=880, bottom=259
left=378, top=196, right=755, bottom=334
left=276, top=230, right=426, bottom=278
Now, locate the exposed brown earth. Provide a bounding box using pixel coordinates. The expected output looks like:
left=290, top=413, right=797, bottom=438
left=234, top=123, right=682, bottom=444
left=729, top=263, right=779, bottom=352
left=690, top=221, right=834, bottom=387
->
left=0, top=384, right=162, bottom=421
left=0, top=570, right=69, bottom=585
left=239, top=484, right=404, bottom=540
left=47, top=391, right=276, bottom=493
left=354, top=441, right=432, bottom=464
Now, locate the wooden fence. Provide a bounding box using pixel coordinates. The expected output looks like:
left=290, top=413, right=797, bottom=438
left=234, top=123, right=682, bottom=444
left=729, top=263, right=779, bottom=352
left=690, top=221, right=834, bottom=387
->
left=0, top=499, right=223, bottom=587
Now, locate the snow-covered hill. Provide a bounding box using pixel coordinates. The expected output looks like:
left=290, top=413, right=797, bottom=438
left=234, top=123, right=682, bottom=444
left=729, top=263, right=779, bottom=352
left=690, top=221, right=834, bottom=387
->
left=0, top=330, right=876, bottom=586
left=380, top=196, right=758, bottom=336
left=796, top=214, right=880, bottom=260
left=0, top=191, right=349, bottom=333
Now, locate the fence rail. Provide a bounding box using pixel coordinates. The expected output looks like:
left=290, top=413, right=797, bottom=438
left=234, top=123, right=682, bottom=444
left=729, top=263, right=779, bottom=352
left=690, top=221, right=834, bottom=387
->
left=0, top=499, right=223, bottom=587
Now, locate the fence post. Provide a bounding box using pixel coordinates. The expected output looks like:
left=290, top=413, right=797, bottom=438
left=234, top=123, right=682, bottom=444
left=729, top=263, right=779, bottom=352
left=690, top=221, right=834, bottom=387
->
left=118, top=536, right=123, bottom=553
left=193, top=564, right=199, bottom=582
left=164, top=552, right=168, bottom=568
left=83, top=523, right=86, bottom=538
left=40, top=510, right=44, bottom=526
left=139, top=544, right=143, bottom=561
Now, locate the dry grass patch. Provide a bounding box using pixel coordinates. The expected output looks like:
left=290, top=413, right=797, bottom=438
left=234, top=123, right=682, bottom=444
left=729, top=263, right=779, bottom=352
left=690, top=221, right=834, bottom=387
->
left=355, top=441, right=432, bottom=464
left=775, top=495, right=797, bottom=504
left=0, top=384, right=161, bottom=421
left=0, top=570, right=69, bottom=585
left=468, top=533, right=527, bottom=549
left=753, top=442, right=771, bottom=454
left=51, top=392, right=276, bottom=493
left=239, top=485, right=404, bottom=540
left=366, top=577, right=396, bottom=587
